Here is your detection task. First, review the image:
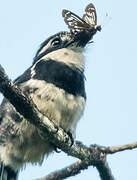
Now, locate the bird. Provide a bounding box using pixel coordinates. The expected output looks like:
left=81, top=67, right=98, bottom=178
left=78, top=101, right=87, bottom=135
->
left=0, top=30, right=96, bottom=180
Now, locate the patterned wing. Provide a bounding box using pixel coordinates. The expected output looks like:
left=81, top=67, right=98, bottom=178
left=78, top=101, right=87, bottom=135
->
left=82, top=3, right=97, bottom=27
left=62, top=9, right=90, bottom=32
left=62, top=3, right=101, bottom=33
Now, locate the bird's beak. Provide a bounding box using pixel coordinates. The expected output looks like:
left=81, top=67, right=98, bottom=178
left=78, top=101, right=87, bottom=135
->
left=73, top=27, right=101, bottom=47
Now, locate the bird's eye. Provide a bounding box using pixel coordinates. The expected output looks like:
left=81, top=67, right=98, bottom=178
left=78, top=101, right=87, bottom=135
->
left=51, top=38, right=61, bottom=46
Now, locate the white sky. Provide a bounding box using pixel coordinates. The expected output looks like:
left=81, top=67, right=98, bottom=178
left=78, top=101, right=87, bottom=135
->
left=0, top=0, right=137, bottom=179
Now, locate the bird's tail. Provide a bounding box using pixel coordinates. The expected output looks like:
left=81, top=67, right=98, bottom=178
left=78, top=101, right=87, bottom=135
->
left=0, top=163, right=18, bottom=180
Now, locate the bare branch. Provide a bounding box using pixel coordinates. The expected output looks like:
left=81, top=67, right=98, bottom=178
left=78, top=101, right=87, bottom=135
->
left=2, top=63, right=137, bottom=180
left=100, top=142, right=137, bottom=154
left=40, top=146, right=115, bottom=180
left=40, top=160, right=88, bottom=180
left=96, top=161, right=115, bottom=180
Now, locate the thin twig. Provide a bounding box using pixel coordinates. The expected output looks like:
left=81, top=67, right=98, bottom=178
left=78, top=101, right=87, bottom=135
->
left=100, top=142, right=137, bottom=154
left=40, top=160, right=88, bottom=180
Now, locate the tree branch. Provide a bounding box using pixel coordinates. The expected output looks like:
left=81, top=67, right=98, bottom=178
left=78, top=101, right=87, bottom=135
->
left=40, top=146, right=115, bottom=180
left=40, top=160, right=88, bottom=180
left=40, top=145, right=114, bottom=180
left=0, top=64, right=136, bottom=180
left=40, top=141, right=137, bottom=180
left=96, top=160, right=115, bottom=180
left=100, top=142, right=137, bottom=154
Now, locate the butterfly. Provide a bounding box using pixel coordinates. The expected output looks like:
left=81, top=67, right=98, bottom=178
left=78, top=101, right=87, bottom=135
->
left=62, top=3, right=101, bottom=34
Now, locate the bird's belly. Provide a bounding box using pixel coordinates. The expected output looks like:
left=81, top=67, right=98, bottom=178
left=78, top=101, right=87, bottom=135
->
left=30, top=82, right=86, bottom=136
left=5, top=80, right=86, bottom=166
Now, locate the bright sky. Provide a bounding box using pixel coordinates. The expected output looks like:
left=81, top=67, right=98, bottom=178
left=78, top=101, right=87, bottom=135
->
left=0, top=0, right=137, bottom=180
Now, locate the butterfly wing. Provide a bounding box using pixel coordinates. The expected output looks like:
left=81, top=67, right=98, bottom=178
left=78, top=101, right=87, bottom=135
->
left=82, top=3, right=97, bottom=27
left=62, top=3, right=101, bottom=33
left=62, top=9, right=90, bottom=32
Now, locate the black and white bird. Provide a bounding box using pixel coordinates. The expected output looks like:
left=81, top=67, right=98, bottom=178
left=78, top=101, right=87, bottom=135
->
left=0, top=30, right=95, bottom=179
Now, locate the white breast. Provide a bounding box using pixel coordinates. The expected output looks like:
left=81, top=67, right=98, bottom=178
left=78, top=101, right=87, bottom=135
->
left=21, top=79, right=86, bottom=136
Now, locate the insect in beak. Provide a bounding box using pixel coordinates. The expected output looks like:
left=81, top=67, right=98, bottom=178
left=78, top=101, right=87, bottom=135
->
left=62, top=3, right=101, bottom=35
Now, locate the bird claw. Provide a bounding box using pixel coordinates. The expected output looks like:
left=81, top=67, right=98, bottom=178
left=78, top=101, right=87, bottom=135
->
left=54, top=147, right=61, bottom=153
left=66, top=131, right=74, bottom=147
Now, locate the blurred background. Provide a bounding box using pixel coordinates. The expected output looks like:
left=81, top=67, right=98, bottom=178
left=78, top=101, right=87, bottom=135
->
left=0, top=0, right=137, bottom=179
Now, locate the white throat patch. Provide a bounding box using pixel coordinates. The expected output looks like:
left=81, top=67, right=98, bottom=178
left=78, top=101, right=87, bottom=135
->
left=41, top=48, right=85, bottom=71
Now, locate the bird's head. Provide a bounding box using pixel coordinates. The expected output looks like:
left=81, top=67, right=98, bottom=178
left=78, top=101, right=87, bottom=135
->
left=33, top=31, right=93, bottom=65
